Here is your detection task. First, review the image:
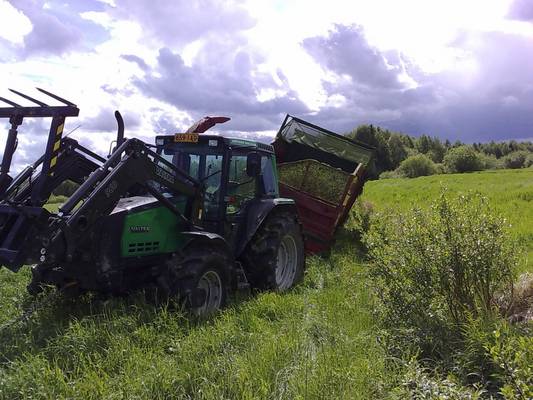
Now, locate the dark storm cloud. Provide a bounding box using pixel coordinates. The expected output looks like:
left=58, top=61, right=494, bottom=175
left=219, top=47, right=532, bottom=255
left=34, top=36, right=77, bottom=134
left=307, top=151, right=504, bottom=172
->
left=109, top=0, right=255, bottom=46
left=508, top=0, right=533, bottom=21
left=7, top=0, right=109, bottom=58
left=303, top=24, right=403, bottom=90
left=127, top=41, right=309, bottom=132
left=303, top=25, right=533, bottom=142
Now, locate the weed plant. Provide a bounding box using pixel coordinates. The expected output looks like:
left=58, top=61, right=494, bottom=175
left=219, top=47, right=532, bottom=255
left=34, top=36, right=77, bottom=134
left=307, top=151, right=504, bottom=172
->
left=364, top=189, right=531, bottom=395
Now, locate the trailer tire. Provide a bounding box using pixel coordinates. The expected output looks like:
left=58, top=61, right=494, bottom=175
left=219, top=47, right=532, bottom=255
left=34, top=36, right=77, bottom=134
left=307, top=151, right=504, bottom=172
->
left=158, top=244, right=230, bottom=316
left=241, top=211, right=305, bottom=291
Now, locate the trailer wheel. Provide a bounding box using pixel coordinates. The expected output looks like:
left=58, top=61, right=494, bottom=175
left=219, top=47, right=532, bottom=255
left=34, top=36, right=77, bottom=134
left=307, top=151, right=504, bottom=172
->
left=158, top=244, right=230, bottom=316
left=241, top=211, right=305, bottom=291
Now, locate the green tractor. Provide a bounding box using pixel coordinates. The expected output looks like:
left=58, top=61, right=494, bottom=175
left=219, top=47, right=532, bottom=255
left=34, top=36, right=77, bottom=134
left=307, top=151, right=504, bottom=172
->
left=0, top=90, right=305, bottom=315
left=0, top=89, right=374, bottom=315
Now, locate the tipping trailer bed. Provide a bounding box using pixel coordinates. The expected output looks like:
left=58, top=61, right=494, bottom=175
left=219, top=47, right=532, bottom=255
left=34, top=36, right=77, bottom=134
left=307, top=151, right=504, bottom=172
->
left=272, top=115, right=374, bottom=253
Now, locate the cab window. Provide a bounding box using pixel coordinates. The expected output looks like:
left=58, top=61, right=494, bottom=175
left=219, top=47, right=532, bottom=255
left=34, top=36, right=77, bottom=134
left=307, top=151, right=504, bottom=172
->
left=227, top=154, right=256, bottom=214
left=261, top=156, right=278, bottom=196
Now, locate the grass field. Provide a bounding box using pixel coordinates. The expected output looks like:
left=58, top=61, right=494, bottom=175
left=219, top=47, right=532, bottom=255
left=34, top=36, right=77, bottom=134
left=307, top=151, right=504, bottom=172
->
left=0, top=169, right=531, bottom=399
left=363, top=168, right=533, bottom=274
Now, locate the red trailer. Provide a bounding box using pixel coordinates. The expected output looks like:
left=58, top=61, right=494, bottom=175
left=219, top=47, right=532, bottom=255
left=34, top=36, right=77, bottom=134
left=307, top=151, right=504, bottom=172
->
left=272, top=115, right=374, bottom=254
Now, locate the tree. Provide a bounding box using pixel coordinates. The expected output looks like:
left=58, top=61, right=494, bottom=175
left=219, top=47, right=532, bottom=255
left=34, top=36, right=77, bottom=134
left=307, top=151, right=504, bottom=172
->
left=427, top=137, right=446, bottom=163
left=388, top=134, right=408, bottom=169
left=415, top=135, right=431, bottom=154
left=397, top=154, right=437, bottom=178
left=443, top=146, right=483, bottom=173
left=348, top=124, right=392, bottom=178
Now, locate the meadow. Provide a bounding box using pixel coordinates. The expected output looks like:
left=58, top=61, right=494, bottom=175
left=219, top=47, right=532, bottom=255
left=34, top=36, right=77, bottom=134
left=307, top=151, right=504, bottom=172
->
left=363, top=168, right=533, bottom=274
left=0, top=168, right=531, bottom=399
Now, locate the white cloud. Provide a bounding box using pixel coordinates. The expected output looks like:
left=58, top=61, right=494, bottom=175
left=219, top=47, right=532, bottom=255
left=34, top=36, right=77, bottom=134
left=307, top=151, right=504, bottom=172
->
left=0, top=0, right=32, bottom=44
left=2, top=0, right=533, bottom=174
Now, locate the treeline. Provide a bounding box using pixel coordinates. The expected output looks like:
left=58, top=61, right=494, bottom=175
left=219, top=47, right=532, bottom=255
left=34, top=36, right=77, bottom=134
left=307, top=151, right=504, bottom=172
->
left=347, top=124, right=533, bottom=179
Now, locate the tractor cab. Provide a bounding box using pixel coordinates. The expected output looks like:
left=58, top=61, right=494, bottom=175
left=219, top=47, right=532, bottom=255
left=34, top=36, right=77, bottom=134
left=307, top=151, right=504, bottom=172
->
left=155, top=133, right=280, bottom=250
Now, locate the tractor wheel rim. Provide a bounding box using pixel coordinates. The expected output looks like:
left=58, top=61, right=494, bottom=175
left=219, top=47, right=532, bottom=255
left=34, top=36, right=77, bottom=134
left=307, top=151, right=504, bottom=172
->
left=276, top=235, right=298, bottom=290
left=195, top=270, right=222, bottom=315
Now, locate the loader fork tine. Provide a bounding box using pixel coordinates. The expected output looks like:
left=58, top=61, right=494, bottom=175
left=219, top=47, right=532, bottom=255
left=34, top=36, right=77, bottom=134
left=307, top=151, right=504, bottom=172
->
left=36, top=88, right=76, bottom=107
left=0, top=97, right=21, bottom=107
left=8, top=89, right=49, bottom=107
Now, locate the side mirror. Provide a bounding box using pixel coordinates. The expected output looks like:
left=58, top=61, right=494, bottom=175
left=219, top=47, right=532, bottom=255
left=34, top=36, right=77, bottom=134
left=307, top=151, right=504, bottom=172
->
left=246, top=152, right=261, bottom=177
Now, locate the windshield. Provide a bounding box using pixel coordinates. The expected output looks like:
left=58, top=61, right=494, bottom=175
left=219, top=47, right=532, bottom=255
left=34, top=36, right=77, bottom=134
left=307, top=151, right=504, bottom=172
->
left=160, top=142, right=224, bottom=219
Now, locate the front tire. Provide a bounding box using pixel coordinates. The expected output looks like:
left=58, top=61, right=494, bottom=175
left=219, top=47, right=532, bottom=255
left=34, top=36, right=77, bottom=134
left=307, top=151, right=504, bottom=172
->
left=241, top=211, right=305, bottom=291
left=192, top=268, right=225, bottom=316
left=158, top=244, right=230, bottom=316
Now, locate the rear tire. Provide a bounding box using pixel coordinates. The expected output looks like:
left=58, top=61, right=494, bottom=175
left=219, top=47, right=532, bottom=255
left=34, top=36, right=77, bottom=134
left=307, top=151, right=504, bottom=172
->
left=241, top=211, right=305, bottom=291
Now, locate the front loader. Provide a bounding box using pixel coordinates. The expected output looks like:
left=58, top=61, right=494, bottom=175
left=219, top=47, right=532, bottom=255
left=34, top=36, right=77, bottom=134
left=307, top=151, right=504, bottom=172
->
left=0, top=89, right=306, bottom=314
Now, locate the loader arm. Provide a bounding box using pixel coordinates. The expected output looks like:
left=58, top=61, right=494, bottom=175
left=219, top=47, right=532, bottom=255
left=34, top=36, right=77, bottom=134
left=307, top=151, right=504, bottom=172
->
left=0, top=138, right=202, bottom=271
left=0, top=89, right=203, bottom=272
left=2, top=137, right=105, bottom=204
left=52, top=137, right=202, bottom=263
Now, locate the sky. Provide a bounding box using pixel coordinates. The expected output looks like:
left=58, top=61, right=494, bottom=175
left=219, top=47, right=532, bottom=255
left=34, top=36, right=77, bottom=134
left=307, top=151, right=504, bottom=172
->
left=1, top=0, right=533, bottom=170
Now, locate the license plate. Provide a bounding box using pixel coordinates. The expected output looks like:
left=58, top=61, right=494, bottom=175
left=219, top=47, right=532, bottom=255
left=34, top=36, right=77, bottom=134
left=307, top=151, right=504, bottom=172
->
left=174, top=133, right=199, bottom=143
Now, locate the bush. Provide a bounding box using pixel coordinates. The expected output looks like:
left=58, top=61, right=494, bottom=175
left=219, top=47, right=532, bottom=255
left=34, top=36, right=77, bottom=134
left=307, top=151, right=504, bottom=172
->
left=396, top=154, right=437, bottom=178
left=392, top=359, right=484, bottom=399
left=364, top=191, right=517, bottom=358
left=434, top=163, right=446, bottom=174
left=502, top=151, right=529, bottom=169
left=444, top=146, right=484, bottom=173
left=488, top=323, right=533, bottom=399
left=379, top=170, right=400, bottom=179
left=345, top=200, right=374, bottom=240
left=526, top=153, right=533, bottom=168
left=479, top=153, right=503, bottom=170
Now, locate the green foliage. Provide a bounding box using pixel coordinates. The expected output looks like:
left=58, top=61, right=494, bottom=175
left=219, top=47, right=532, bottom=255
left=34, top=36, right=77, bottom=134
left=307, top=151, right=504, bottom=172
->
left=415, top=134, right=432, bottom=154
left=503, top=150, right=529, bottom=169
left=478, top=140, right=533, bottom=159
left=364, top=192, right=517, bottom=358
left=345, top=200, right=374, bottom=241
left=345, top=122, right=533, bottom=179
left=348, top=124, right=393, bottom=178
left=361, top=169, right=533, bottom=274
left=278, top=160, right=349, bottom=203
left=488, top=324, right=533, bottom=399
left=397, top=154, right=437, bottom=178
left=379, top=170, right=401, bottom=179
left=387, top=134, right=408, bottom=168
left=478, top=153, right=503, bottom=170
left=443, top=146, right=484, bottom=173
left=526, top=153, right=533, bottom=168
left=391, top=359, right=484, bottom=399
left=434, top=163, right=446, bottom=174
left=415, top=134, right=446, bottom=163
left=52, top=180, right=79, bottom=197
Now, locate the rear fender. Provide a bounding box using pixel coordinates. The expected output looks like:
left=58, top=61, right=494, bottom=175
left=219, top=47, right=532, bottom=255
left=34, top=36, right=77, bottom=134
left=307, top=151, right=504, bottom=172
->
left=235, top=198, right=297, bottom=257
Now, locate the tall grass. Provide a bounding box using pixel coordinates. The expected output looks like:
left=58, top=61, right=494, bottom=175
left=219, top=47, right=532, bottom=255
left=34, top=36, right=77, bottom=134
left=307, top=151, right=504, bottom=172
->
left=0, top=244, right=396, bottom=399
